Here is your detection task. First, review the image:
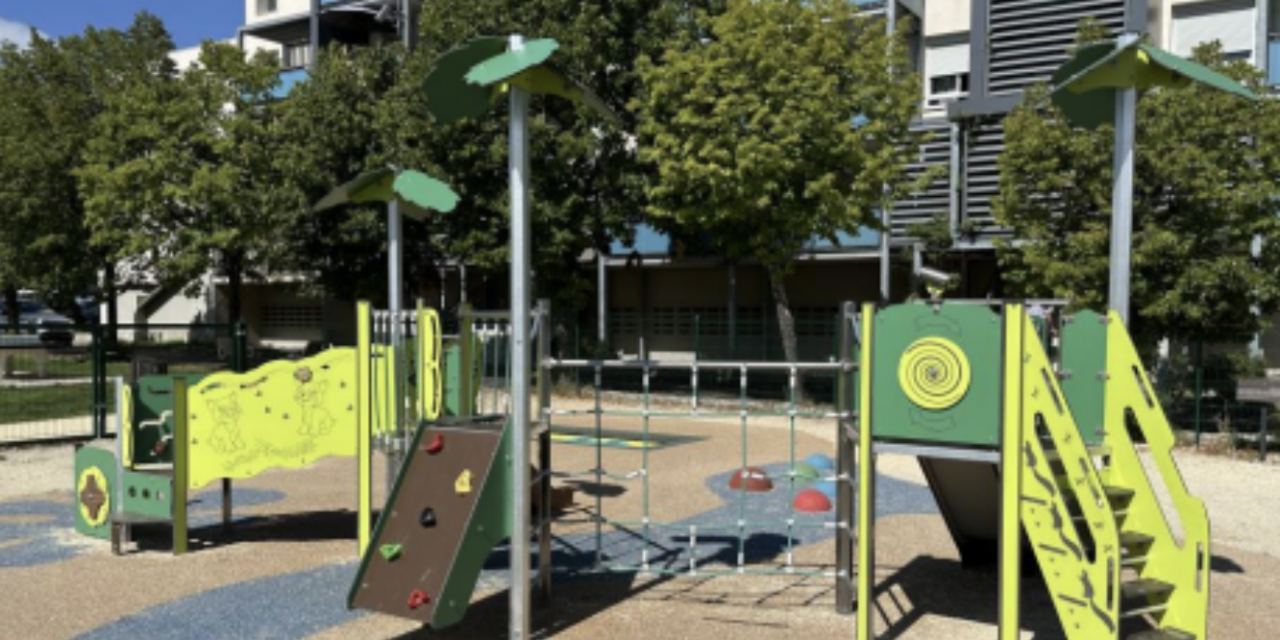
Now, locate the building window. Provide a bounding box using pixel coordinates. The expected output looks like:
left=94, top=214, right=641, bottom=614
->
left=924, top=36, right=970, bottom=109
left=257, top=0, right=278, bottom=17
left=929, top=73, right=970, bottom=105
left=1172, top=0, right=1256, bottom=63
left=282, top=41, right=312, bottom=70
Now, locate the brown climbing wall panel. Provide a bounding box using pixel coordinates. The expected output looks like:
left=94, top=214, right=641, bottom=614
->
left=349, top=418, right=507, bottom=626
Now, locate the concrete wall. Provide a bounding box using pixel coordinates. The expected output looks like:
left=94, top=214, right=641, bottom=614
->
left=925, top=0, right=972, bottom=37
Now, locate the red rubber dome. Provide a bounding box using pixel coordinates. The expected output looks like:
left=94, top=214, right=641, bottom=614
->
left=793, top=488, right=833, bottom=513
left=729, top=466, right=774, bottom=492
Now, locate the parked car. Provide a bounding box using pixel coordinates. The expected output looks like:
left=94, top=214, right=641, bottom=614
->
left=0, top=300, right=76, bottom=347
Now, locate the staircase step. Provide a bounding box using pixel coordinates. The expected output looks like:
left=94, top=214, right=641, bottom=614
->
left=1120, top=578, right=1176, bottom=618
left=1072, top=507, right=1129, bottom=523
left=1120, top=531, right=1155, bottom=547
left=1127, top=628, right=1195, bottom=640
left=1044, top=445, right=1111, bottom=463
left=1121, top=578, right=1175, bottom=599
left=1062, top=484, right=1135, bottom=508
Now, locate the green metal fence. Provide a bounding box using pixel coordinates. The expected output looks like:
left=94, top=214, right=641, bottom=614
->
left=0, top=323, right=250, bottom=445
left=1154, top=338, right=1276, bottom=461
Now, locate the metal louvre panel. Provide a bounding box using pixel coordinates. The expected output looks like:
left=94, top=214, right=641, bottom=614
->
left=962, top=119, right=1005, bottom=229
left=986, top=0, right=1126, bottom=95
left=891, top=120, right=952, bottom=237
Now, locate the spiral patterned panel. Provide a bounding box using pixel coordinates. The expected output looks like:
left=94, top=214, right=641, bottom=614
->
left=897, top=337, right=971, bottom=411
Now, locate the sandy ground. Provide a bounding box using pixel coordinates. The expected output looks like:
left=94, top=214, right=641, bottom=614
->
left=1, top=396, right=1278, bottom=640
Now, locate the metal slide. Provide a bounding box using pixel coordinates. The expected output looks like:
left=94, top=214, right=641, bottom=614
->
left=918, top=457, right=1002, bottom=567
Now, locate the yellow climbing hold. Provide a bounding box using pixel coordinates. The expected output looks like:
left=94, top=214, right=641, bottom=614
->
left=455, top=470, right=473, bottom=496
left=898, top=336, right=971, bottom=411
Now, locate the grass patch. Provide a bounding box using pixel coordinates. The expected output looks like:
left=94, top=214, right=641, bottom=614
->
left=0, top=384, right=96, bottom=425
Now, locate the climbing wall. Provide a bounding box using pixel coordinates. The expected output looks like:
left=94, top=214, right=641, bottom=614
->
left=186, top=348, right=358, bottom=490
left=348, top=416, right=512, bottom=629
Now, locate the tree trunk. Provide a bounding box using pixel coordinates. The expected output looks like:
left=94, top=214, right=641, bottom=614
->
left=227, top=253, right=244, bottom=325
left=2, top=284, right=17, bottom=334
left=767, top=266, right=805, bottom=403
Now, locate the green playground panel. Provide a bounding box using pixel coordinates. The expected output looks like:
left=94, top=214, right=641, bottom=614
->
left=870, top=304, right=1004, bottom=447
left=1058, top=309, right=1107, bottom=447
left=432, top=421, right=514, bottom=628
left=132, top=374, right=206, bottom=465
left=74, top=444, right=117, bottom=540
left=120, top=469, right=173, bottom=520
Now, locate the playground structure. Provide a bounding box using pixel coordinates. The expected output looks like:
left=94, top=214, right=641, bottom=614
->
left=344, top=297, right=1208, bottom=640
left=73, top=302, right=442, bottom=557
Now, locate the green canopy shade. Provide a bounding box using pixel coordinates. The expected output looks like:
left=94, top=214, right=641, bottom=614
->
left=1050, top=39, right=1257, bottom=128
left=424, top=36, right=619, bottom=124
left=312, top=167, right=459, bottom=221
left=422, top=37, right=510, bottom=125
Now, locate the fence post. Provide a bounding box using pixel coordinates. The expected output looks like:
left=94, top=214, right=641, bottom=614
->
left=458, top=304, right=473, bottom=418
left=234, top=322, right=248, bottom=373
left=1261, top=405, right=1269, bottom=463
left=536, top=299, right=553, bottom=602
left=835, top=301, right=856, bottom=614
left=92, top=323, right=106, bottom=439
left=1193, top=338, right=1203, bottom=449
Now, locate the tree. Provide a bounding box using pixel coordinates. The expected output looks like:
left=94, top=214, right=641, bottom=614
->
left=636, top=0, right=926, bottom=375
left=78, top=39, right=287, bottom=324
left=272, top=44, right=405, bottom=303
left=0, top=16, right=175, bottom=329
left=367, top=0, right=710, bottom=322
left=995, top=26, right=1280, bottom=348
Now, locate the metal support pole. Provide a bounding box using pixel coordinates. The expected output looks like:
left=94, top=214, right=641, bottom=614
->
left=835, top=302, right=856, bottom=614
left=387, top=199, right=406, bottom=493
left=1108, top=35, right=1139, bottom=327
left=597, top=252, right=607, bottom=346
left=508, top=33, right=533, bottom=640
left=536, top=299, right=553, bottom=602
left=880, top=211, right=892, bottom=303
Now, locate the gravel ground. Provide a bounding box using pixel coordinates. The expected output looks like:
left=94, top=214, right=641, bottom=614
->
left=1, top=395, right=1277, bottom=640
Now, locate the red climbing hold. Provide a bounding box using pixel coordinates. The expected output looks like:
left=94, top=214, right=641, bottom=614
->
left=424, top=434, right=445, bottom=454
left=728, top=466, right=774, bottom=492
left=407, top=589, right=430, bottom=609
left=793, top=488, right=833, bottom=513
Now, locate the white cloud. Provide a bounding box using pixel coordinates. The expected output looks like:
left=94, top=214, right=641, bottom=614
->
left=0, top=17, right=42, bottom=49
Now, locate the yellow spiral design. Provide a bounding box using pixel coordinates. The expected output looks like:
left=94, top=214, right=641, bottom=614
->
left=898, top=337, right=971, bottom=411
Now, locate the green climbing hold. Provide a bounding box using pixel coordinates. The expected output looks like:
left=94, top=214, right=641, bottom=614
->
left=792, top=462, right=820, bottom=484
left=380, top=543, right=403, bottom=562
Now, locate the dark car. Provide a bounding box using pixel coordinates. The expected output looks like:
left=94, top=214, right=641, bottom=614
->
left=0, top=300, right=76, bottom=347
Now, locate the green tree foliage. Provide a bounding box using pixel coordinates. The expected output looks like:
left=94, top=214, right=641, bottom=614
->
left=0, top=15, right=175, bottom=326
left=996, top=27, right=1280, bottom=346
left=365, top=0, right=706, bottom=319
left=273, top=44, right=404, bottom=302
left=636, top=0, right=926, bottom=367
left=78, top=38, right=286, bottom=323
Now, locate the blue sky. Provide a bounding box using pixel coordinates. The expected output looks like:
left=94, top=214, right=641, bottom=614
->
left=0, top=2, right=241, bottom=50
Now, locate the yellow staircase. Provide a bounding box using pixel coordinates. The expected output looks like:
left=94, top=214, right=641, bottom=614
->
left=1012, top=308, right=1209, bottom=640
